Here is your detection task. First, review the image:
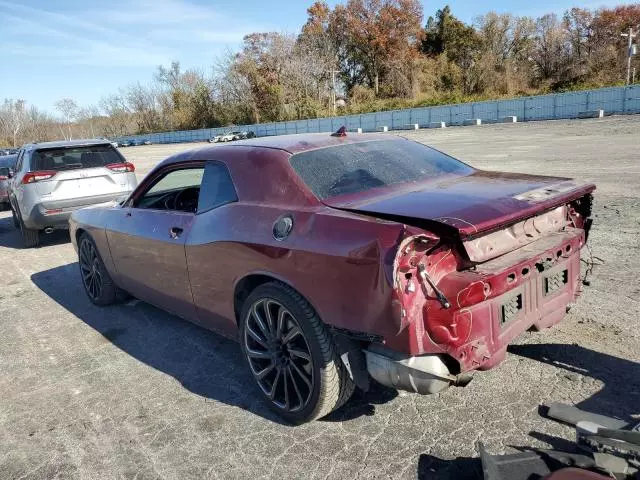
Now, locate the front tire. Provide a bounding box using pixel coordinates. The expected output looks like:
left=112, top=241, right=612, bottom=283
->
left=239, top=282, right=355, bottom=424
left=78, top=233, right=122, bottom=306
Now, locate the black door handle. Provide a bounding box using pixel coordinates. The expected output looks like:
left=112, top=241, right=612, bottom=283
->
left=169, top=227, right=183, bottom=239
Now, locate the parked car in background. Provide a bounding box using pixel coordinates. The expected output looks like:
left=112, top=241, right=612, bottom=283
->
left=130, top=138, right=152, bottom=146
left=68, top=131, right=595, bottom=424
left=233, top=130, right=255, bottom=140
left=1, top=148, right=19, bottom=156
left=118, top=140, right=132, bottom=147
left=209, top=132, right=234, bottom=143
left=9, top=139, right=138, bottom=247
left=98, top=137, right=119, bottom=149
left=0, top=154, right=17, bottom=210
left=209, top=130, right=255, bottom=143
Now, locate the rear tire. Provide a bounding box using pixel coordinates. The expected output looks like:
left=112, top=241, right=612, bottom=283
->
left=239, top=282, right=355, bottom=424
left=78, top=233, right=122, bottom=306
left=17, top=211, right=39, bottom=248
left=11, top=205, right=20, bottom=228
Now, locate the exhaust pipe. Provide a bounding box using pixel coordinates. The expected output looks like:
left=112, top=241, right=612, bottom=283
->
left=44, top=227, right=54, bottom=234
left=364, top=346, right=473, bottom=395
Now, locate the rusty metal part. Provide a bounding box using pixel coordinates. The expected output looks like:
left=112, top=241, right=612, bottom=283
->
left=463, top=206, right=568, bottom=263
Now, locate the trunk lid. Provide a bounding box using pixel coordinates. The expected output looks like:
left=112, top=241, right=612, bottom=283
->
left=323, top=170, right=596, bottom=238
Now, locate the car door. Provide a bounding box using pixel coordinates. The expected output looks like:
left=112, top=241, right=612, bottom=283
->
left=183, top=161, right=240, bottom=335
left=106, top=163, right=205, bottom=321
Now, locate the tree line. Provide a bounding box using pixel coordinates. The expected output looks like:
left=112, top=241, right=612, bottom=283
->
left=1, top=1, right=639, bottom=146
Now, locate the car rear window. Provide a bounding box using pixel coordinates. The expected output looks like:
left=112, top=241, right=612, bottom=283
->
left=289, top=139, right=473, bottom=200
left=0, top=167, right=9, bottom=177
left=0, top=155, right=17, bottom=169
left=32, top=145, right=124, bottom=172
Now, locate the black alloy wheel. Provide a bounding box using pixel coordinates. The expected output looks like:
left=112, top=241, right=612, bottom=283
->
left=240, top=282, right=355, bottom=424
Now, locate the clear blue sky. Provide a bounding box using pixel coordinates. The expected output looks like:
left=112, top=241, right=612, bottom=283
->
left=0, top=0, right=636, bottom=114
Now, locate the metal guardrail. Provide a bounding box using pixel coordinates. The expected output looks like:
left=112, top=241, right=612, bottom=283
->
left=118, top=85, right=640, bottom=144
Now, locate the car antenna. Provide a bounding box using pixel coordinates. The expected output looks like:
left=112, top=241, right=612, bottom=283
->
left=331, top=126, right=347, bottom=137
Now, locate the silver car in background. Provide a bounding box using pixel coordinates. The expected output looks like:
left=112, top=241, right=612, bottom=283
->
left=9, top=139, right=138, bottom=247
left=0, top=154, right=17, bottom=210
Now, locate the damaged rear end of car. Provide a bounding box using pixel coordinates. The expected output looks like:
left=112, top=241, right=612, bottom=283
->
left=290, top=136, right=596, bottom=396
left=368, top=191, right=594, bottom=395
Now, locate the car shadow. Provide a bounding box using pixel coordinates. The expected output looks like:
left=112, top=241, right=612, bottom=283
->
left=31, top=263, right=398, bottom=425
left=321, top=381, right=398, bottom=422
left=0, top=214, right=70, bottom=249
left=31, top=263, right=292, bottom=426
left=507, top=343, right=640, bottom=424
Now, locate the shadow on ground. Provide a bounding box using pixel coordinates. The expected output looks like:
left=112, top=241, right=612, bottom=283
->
left=418, top=343, right=639, bottom=479
left=508, top=343, right=640, bottom=424
left=0, top=214, right=70, bottom=250
left=31, top=262, right=398, bottom=425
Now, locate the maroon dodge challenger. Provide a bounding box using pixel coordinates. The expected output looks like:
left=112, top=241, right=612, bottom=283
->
left=69, top=132, right=595, bottom=423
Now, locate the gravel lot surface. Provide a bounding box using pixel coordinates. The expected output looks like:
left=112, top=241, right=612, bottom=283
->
left=1, top=116, right=639, bottom=479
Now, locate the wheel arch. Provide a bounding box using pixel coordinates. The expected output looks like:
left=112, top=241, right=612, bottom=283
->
left=233, top=272, right=321, bottom=326
left=75, top=227, right=88, bottom=245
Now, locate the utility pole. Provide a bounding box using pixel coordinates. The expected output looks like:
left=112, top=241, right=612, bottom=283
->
left=621, top=27, right=637, bottom=85
left=328, top=70, right=340, bottom=115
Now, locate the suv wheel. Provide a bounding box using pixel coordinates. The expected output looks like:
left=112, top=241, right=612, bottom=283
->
left=239, top=282, right=355, bottom=424
left=16, top=210, right=39, bottom=248
left=10, top=205, right=19, bottom=228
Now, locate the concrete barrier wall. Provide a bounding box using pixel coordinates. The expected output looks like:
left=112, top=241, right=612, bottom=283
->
left=118, top=85, right=640, bottom=144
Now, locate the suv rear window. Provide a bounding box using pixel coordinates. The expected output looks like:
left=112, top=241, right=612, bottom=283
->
left=289, top=139, right=473, bottom=200
left=32, top=145, right=124, bottom=172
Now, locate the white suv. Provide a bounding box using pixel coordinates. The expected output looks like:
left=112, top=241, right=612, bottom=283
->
left=9, top=139, right=138, bottom=247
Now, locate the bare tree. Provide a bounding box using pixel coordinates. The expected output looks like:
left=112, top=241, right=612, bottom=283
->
left=532, top=14, right=569, bottom=81
left=77, top=105, right=100, bottom=138
left=99, top=93, right=134, bottom=138
left=0, top=99, right=28, bottom=147
left=54, top=98, right=78, bottom=140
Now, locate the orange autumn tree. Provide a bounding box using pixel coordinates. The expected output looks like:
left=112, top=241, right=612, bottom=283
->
left=328, top=0, right=423, bottom=97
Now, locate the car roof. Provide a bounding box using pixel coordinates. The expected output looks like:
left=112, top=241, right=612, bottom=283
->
left=158, top=132, right=401, bottom=169
left=22, top=139, right=113, bottom=151
left=219, top=132, right=396, bottom=155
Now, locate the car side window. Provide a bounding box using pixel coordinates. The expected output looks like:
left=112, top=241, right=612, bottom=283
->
left=197, top=161, right=238, bottom=214
left=135, top=167, right=205, bottom=213
left=15, top=151, right=24, bottom=173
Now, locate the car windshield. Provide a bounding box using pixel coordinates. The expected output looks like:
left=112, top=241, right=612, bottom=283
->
left=32, top=145, right=124, bottom=172
left=289, top=139, right=473, bottom=200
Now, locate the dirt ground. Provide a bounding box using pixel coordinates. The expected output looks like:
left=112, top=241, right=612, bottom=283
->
left=1, top=116, right=638, bottom=479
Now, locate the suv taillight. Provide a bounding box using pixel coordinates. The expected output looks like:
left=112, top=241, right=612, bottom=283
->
left=106, top=162, right=135, bottom=173
left=22, top=171, right=57, bottom=184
